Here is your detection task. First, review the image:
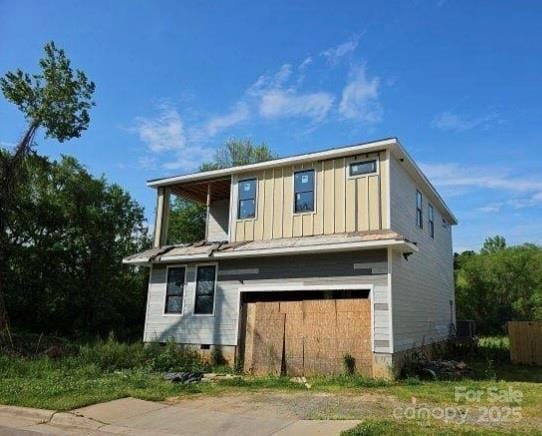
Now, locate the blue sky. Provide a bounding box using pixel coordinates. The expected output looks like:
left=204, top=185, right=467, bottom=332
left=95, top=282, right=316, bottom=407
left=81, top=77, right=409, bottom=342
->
left=1, top=0, right=541, bottom=251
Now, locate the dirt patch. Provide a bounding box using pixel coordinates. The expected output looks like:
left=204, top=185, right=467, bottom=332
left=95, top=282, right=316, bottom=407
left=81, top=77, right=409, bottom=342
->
left=166, top=391, right=404, bottom=420
left=165, top=391, right=542, bottom=432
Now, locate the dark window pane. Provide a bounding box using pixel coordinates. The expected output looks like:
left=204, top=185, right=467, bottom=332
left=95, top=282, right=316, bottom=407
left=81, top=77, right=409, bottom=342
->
left=195, top=296, right=213, bottom=314
left=239, top=179, right=256, bottom=200
left=167, top=268, right=185, bottom=296
left=165, top=267, right=184, bottom=313
left=238, top=199, right=255, bottom=219
left=295, top=191, right=314, bottom=213
left=350, top=160, right=377, bottom=176
left=166, top=296, right=183, bottom=314
left=294, top=170, right=314, bottom=193
left=195, top=266, right=216, bottom=314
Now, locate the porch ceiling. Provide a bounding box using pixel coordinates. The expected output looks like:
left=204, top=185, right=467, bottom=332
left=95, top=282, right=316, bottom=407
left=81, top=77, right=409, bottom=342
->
left=170, top=177, right=231, bottom=204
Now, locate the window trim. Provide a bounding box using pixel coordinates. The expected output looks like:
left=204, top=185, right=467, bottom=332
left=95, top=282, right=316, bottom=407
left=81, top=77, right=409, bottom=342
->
left=163, top=264, right=187, bottom=316
left=292, top=168, right=317, bottom=215
left=236, top=177, right=258, bottom=221
left=193, top=263, right=218, bottom=316
left=347, top=158, right=379, bottom=179
left=416, top=190, right=423, bottom=229
left=428, top=204, right=435, bottom=238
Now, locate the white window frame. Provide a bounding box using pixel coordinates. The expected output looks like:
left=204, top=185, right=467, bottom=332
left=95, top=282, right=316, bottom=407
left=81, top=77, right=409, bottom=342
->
left=292, top=168, right=317, bottom=216
left=416, top=190, right=423, bottom=229
left=162, top=264, right=187, bottom=316
left=236, top=177, right=258, bottom=222
left=347, top=157, right=379, bottom=179
left=428, top=204, right=435, bottom=238
left=193, top=262, right=218, bottom=316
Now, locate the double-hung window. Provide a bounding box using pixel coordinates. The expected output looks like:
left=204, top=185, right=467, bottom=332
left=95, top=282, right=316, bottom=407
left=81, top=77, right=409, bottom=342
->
left=294, top=169, right=315, bottom=213
left=194, top=265, right=216, bottom=315
left=428, top=204, right=435, bottom=238
left=164, top=267, right=185, bottom=314
left=416, top=190, right=423, bottom=229
left=238, top=178, right=256, bottom=219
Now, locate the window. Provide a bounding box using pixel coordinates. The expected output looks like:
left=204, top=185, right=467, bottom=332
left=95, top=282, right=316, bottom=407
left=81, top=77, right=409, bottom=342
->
left=164, top=267, right=185, bottom=314
left=416, top=190, right=423, bottom=228
left=428, top=204, right=435, bottom=238
left=194, top=265, right=216, bottom=315
left=238, top=178, right=256, bottom=219
left=294, top=169, right=315, bottom=213
left=349, top=159, right=377, bottom=177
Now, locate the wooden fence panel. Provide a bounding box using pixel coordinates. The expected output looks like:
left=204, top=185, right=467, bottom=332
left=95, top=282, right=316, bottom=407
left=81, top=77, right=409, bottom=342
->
left=508, top=321, right=542, bottom=365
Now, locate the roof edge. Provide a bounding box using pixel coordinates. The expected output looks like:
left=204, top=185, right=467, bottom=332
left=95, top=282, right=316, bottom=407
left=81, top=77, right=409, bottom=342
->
left=147, top=137, right=398, bottom=187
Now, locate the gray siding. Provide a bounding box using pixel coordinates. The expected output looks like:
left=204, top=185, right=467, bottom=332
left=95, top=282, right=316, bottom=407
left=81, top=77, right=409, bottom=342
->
left=389, top=154, right=455, bottom=352
left=206, top=199, right=229, bottom=242
left=143, top=250, right=391, bottom=351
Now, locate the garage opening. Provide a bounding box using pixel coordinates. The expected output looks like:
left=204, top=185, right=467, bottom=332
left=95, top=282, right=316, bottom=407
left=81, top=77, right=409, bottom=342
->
left=240, top=290, right=372, bottom=377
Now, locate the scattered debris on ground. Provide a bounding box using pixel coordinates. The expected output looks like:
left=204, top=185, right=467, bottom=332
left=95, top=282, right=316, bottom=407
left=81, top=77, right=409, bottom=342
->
left=289, top=376, right=312, bottom=389
left=201, top=373, right=240, bottom=382
left=163, top=371, right=203, bottom=384
left=163, top=372, right=243, bottom=384
left=416, top=360, right=470, bottom=380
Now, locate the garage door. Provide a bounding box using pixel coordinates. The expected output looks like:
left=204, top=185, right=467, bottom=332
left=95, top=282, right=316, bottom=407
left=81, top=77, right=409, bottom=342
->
left=243, top=297, right=372, bottom=376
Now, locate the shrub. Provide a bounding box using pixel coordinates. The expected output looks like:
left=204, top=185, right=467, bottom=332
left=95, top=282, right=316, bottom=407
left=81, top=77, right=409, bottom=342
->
left=343, top=354, right=356, bottom=375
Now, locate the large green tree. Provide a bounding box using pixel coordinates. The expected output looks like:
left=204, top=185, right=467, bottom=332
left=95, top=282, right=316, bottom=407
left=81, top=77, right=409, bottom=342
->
left=0, top=41, right=95, bottom=333
left=168, top=138, right=276, bottom=244
left=455, top=236, right=542, bottom=334
left=4, top=152, right=148, bottom=339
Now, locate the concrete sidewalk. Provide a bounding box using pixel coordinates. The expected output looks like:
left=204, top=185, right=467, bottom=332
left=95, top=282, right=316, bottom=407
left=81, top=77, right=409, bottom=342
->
left=0, top=398, right=360, bottom=435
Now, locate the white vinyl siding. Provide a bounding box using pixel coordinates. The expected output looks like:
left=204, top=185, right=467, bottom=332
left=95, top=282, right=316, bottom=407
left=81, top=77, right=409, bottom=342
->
left=389, top=154, right=455, bottom=352
left=143, top=251, right=391, bottom=351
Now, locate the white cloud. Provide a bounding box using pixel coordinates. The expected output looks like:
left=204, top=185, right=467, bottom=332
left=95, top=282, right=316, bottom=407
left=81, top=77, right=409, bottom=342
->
left=192, top=102, right=250, bottom=141
left=476, top=203, right=504, bottom=213
left=249, top=64, right=334, bottom=123
left=298, top=56, right=312, bottom=70
left=138, top=156, right=158, bottom=170
left=133, top=104, right=186, bottom=152
left=133, top=104, right=215, bottom=171
left=422, top=162, right=542, bottom=214
left=421, top=162, right=542, bottom=193
left=321, top=36, right=359, bottom=64
left=431, top=111, right=500, bottom=132
left=339, top=65, right=383, bottom=124
left=259, top=90, right=334, bottom=122
left=162, top=146, right=215, bottom=171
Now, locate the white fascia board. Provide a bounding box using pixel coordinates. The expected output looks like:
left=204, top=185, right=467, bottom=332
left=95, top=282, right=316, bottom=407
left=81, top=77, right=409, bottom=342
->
left=213, top=239, right=418, bottom=259
left=121, top=239, right=417, bottom=266
left=147, top=138, right=398, bottom=188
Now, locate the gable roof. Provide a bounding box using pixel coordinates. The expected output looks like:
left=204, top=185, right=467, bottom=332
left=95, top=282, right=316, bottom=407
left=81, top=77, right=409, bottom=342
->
left=147, top=137, right=457, bottom=225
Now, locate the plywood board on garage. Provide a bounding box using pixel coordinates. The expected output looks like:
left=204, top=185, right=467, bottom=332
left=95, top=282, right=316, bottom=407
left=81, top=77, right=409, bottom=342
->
left=244, top=297, right=372, bottom=376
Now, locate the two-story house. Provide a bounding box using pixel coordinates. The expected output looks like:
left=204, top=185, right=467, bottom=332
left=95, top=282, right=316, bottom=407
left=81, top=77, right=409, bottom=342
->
left=124, top=137, right=457, bottom=378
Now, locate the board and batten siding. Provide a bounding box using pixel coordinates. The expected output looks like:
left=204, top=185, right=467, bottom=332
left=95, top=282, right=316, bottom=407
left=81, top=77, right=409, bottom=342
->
left=231, top=151, right=390, bottom=242
left=389, top=154, right=455, bottom=352
left=143, top=251, right=392, bottom=352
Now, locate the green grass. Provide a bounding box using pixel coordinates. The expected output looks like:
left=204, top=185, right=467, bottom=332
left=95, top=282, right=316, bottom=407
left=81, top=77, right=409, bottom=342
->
left=0, top=334, right=541, bottom=431
left=341, top=419, right=542, bottom=436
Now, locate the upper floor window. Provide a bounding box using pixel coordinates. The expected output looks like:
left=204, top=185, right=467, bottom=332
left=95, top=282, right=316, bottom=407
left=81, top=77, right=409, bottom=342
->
left=416, top=190, right=423, bottom=229
left=165, top=267, right=185, bottom=314
left=349, top=159, right=377, bottom=177
left=238, top=178, right=256, bottom=219
left=194, top=265, right=216, bottom=315
left=294, top=169, right=315, bottom=213
left=428, top=204, right=435, bottom=238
